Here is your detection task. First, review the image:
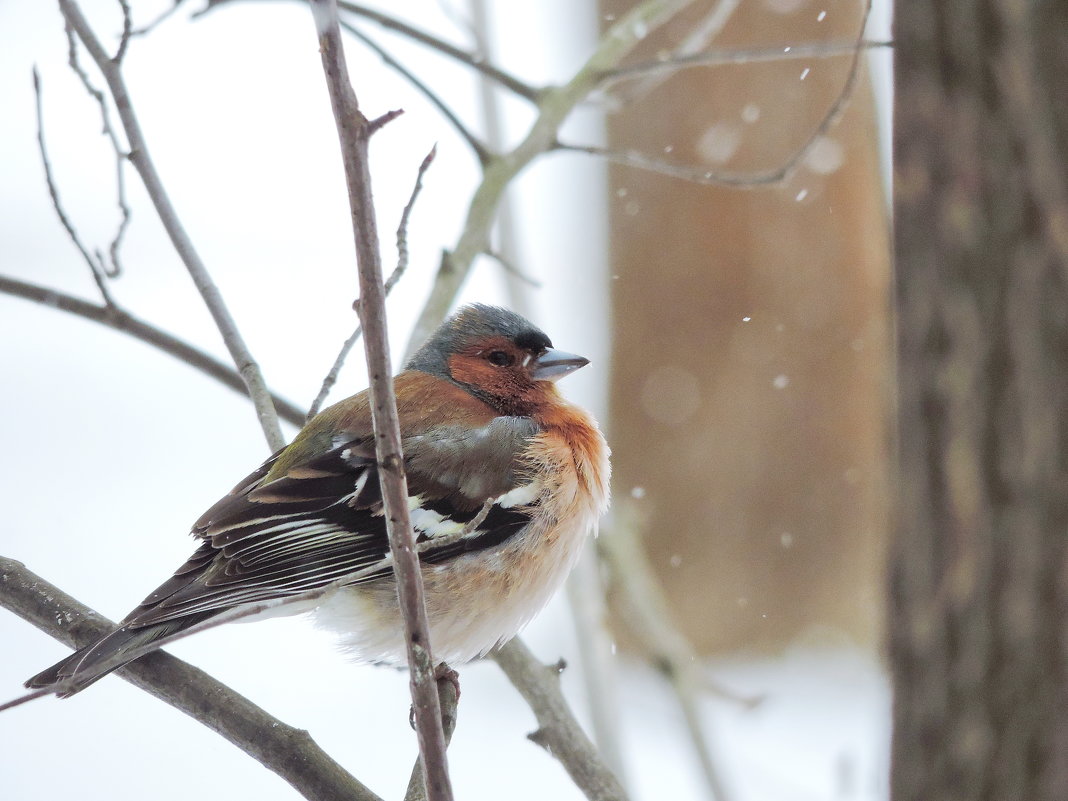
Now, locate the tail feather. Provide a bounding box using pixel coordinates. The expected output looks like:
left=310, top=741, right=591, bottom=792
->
left=26, top=615, right=210, bottom=696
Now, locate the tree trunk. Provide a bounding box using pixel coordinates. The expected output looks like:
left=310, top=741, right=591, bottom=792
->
left=602, top=0, right=891, bottom=655
left=891, top=2, right=1068, bottom=799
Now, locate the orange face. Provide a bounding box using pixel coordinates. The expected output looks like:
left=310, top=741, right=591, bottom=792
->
left=447, top=336, right=558, bottom=417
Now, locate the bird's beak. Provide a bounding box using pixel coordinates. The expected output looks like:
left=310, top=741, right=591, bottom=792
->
left=531, top=348, right=590, bottom=382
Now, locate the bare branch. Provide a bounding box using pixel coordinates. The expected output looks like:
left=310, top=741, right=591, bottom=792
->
left=196, top=0, right=539, bottom=101
left=0, top=274, right=306, bottom=428
left=63, top=18, right=131, bottom=279
left=59, top=0, right=285, bottom=452
left=492, top=639, right=629, bottom=801
left=307, top=2, right=452, bottom=799
left=340, top=23, right=490, bottom=164
left=32, top=67, right=118, bottom=305
left=404, top=0, right=696, bottom=360
left=482, top=249, right=542, bottom=288
left=598, top=38, right=893, bottom=85
left=131, top=0, right=189, bottom=37
left=0, top=557, right=382, bottom=801
left=114, top=0, right=133, bottom=62
left=307, top=324, right=364, bottom=422
left=335, top=0, right=538, bottom=101
left=306, top=142, right=436, bottom=417
left=558, top=1, right=876, bottom=190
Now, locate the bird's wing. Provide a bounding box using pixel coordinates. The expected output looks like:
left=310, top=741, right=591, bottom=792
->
left=121, top=416, right=541, bottom=628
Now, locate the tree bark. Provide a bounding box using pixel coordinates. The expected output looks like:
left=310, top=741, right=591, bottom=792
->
left=891, top=2, right=1068, bottom=799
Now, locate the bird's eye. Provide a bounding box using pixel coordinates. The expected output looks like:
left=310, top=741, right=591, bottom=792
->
left=487, top=350, right=514, bottom=367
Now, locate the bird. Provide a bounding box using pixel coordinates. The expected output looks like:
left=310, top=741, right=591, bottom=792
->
left=27, top=304, right=610, bottom=696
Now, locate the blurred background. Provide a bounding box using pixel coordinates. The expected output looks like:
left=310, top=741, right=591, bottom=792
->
left=0, top=1, right=892, bottom=799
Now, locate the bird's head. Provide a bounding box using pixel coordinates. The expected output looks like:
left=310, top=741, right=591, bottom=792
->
left=407, top=304, right=589, bottom=416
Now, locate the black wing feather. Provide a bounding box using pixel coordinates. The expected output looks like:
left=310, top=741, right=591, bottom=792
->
left=121, top=416, right=540, bottom=630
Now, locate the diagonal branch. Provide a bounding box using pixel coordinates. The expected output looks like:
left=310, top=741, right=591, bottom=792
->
left=492, top=639, right=629, bottom=801
left=334, top=1, right=538, bottom=101
left=0, top=557, right=382, bottom=801
left=58, top=0, right=285, bottom=452
left=307, top=2, right=452, bottom=799
left=0, top=274, right=306, bottom=427
left=196, top=0, right=539, bottom=101
left=340, top=23, right=490, bottom=164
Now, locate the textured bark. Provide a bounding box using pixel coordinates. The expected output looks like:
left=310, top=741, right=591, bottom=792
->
left=891, top=2, right=1068, bottom=799
left=603, top=0, right=891, bottom=654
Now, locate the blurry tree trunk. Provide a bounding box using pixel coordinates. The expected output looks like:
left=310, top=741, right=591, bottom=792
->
left=891, top=1, right=1068, bottom=799
left=603, top=0, right=891, bottom=654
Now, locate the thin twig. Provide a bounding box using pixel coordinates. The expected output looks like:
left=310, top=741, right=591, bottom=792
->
left=59, top=0, right=285, bottom=452
left=599, top=38, right=893, bottom=84
left=63, top=18, right=131, bottom=280
left=131, top=0, right=189, bottom=36
left=32, top=67, right=118, bottom=305
left=341, top=23, right=490, bottom=164
left=557, top=1, right=876, bottom=190
left=335, top=0, right=539, bottom=101
left=0, top=274, right=306, bottom=428
left=492, top=639, right=629, bottom=801
left=114, top=0, right=133, bottom=62
left=307, top=3, right=452, bottom=800
left=481, top=250, right=542, bottom=288
left=394, top=145, right=437, bottom=292
left=404, top=0, right=696, bottom=360
left=0, top=558, right=382, bottom=801
left=307, top=325, right=365, bottom=422
left=307, top=144, right=437, bottom=420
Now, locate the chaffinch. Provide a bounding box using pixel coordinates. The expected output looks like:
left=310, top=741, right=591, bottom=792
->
left=28, top=304, right=610, bottom=695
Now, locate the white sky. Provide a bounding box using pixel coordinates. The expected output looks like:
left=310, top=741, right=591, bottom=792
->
left=0, top=2, right=890, bottom=800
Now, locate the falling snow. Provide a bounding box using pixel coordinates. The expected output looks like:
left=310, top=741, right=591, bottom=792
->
left=640, top=365, right=701, bottom=425
left=773, top=374, right=790, bottom=389
left=763, top=0, right=806, bottom=13
left=805, top=136, right=845, bottom=175
left=697, top=121, right=742, bottom=165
